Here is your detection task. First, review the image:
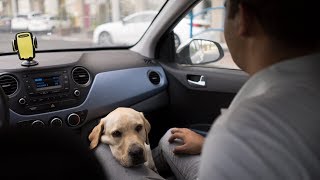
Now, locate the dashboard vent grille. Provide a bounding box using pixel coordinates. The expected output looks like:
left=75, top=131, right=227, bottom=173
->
left=72, top=67, right=90, bottom=85
left=0, top=75, right=18, bottom=96
left=148, top=71, right=161, bottom=85
left=144, top=59, right=155, bottom=65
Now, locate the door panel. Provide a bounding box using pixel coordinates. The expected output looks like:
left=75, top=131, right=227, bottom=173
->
left=160, top=62, right=248, bottom=128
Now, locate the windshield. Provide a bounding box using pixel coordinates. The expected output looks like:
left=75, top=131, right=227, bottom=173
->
left=0, top=0, right=167, bottom=54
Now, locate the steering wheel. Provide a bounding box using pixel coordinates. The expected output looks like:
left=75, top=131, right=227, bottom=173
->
left=0, top=86, right=9, bottom=127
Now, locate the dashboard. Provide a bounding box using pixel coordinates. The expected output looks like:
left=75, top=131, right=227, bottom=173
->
left=0, top=50, right=168, bottom=128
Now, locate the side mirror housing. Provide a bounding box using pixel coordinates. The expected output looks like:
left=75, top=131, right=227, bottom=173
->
left=176, top=39, right=224, bottom=65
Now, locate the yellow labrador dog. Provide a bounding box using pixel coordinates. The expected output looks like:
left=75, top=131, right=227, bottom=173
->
left=89, top=107, right=157, bottom=171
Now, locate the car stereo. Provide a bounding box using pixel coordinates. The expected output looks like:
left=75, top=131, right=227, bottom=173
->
left=9, top=67, right=92, bottom=116
left=24, top=71, right=69, bottom=96
left=34, top=76, right=62, bottom=90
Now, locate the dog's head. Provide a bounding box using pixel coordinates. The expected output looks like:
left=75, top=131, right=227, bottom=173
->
left=88, top=107, right=151, bottom=167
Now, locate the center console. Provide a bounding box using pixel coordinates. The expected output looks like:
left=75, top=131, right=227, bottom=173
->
left=8, top=66, right=92, bottom=128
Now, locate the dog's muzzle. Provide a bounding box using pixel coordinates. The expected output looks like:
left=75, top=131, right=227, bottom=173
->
left=129, top=144, right=145, bottom=165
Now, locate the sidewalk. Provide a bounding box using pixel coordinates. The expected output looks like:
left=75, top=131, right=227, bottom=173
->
left=40, top=31, right=92, bottom=43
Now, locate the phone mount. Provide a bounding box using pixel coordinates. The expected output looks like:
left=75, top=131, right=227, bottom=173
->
left=12, top=32, right=38, bottom=67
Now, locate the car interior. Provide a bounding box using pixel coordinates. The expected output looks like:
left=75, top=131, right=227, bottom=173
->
left=0, top=0, right=249, bottom=178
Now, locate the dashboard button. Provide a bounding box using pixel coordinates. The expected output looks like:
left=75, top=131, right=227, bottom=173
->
left=31, top=99, right=38, bottom=103
left=31, top=120, right=45, bottom=128
left=18, top=98, right=26, bottom=105
left=40, top=91, right=48, bottom=95
left=28, top=92, right=35, bottom=96
left=49, top=103, right=56, bottom=108
left=67, top=113, right=81, bottom=127
left=74, top=90, right=80, bottom=97
left=27, top=104, right=50, bottom=111
left=28, top=106, right=38, bottom=111
left=50, top=118, right=62, bottom=128
left=52, top=90, right=60, bottom=94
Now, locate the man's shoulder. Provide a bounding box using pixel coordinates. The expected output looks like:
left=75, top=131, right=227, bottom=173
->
left=225, top=83, right=320, bottom=124
left=200, top=93, right=320, bottom=180
left=217, top=94, right=283, bottom=127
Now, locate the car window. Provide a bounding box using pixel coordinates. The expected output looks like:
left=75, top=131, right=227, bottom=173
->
left=0, top=0, right=166, bottom=54
left=142, top=14, right=156, bottom=22
left=174, top=0, right=240, bottom=70
left=125, top=14, right=155, bottom=23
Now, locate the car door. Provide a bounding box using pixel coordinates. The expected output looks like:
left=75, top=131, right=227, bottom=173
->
left=150, top=1, right=249, bottom=138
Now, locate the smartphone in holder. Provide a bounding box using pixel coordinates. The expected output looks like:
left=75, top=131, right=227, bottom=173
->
left=12, top=32, right=38, bottom=67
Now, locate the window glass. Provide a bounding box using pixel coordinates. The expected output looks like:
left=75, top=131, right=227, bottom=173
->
left=125, top=13, right=155, bottom=23
left=174, top=0, right=240, bottom=70
left=0, top=0, right=166, bottom=54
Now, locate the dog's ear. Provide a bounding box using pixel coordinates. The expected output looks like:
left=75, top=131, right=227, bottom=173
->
left=140, top=112, right=151, bottom=145
left=88, top=119, right=104, bottom=149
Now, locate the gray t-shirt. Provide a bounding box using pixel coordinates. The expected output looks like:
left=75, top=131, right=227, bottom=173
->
left=199, top=53, right=320, bottom=180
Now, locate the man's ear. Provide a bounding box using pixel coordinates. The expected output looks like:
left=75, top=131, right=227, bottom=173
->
left=140, top=112, right=151, bottom=145
left=236, top=3, right=255, bottom=37
left=88, top=119, right=104, bottom=149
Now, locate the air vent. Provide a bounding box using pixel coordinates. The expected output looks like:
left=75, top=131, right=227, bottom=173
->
left=0, top=75, right=18, bottom=96
left=148, top=71, right=161, bottom=85
left=72, top=67, right=90, bottom=85
left=144, top=59, right=155, bottom=65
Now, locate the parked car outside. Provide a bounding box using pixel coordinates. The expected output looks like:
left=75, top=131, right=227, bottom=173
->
left=0, top=15, right=12, bottom=32
left=11, top=12, right=42, bottom=31
left=29, top=14, right=72, bottom=33
left=93, top=10, right=209, bottom=47
left=93, top=11, right=157, bottom=46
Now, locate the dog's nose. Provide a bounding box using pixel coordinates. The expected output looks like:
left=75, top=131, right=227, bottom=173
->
left=129, top=144, right=144, bottom=158
left=129, top=144, right=144, bottom=165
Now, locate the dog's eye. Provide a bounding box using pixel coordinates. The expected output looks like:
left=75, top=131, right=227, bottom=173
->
left=112, top=130, right=122, bottom=138
left=135, top=125, right=143, bottom=132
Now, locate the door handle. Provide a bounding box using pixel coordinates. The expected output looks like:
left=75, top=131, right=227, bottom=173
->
left=187, top=75, right=206, bottom=87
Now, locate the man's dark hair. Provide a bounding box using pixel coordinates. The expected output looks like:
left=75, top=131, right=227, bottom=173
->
left=227, top=0, right=320, bottom=48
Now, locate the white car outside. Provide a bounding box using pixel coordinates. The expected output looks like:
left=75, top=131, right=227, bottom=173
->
left=93, top=11, right=208, bottom=47
left=11, top=12, right=42, bottom=31
left=28, top=15, right=58, bottom=32
left=93, top=11, right=157, bottom=46
left=28, top=14, right=71, bottom=33
left=11, top=14, right=28, bottom=31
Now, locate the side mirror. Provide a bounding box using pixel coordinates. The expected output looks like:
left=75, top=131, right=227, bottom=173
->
left=176, top=39, right=224, bottom=65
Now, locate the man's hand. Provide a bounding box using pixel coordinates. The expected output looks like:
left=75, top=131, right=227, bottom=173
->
left=168, top=128, right=204, bottom=155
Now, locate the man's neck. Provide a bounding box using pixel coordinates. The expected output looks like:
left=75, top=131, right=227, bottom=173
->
left=245, top=40, right=320, bottom=75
